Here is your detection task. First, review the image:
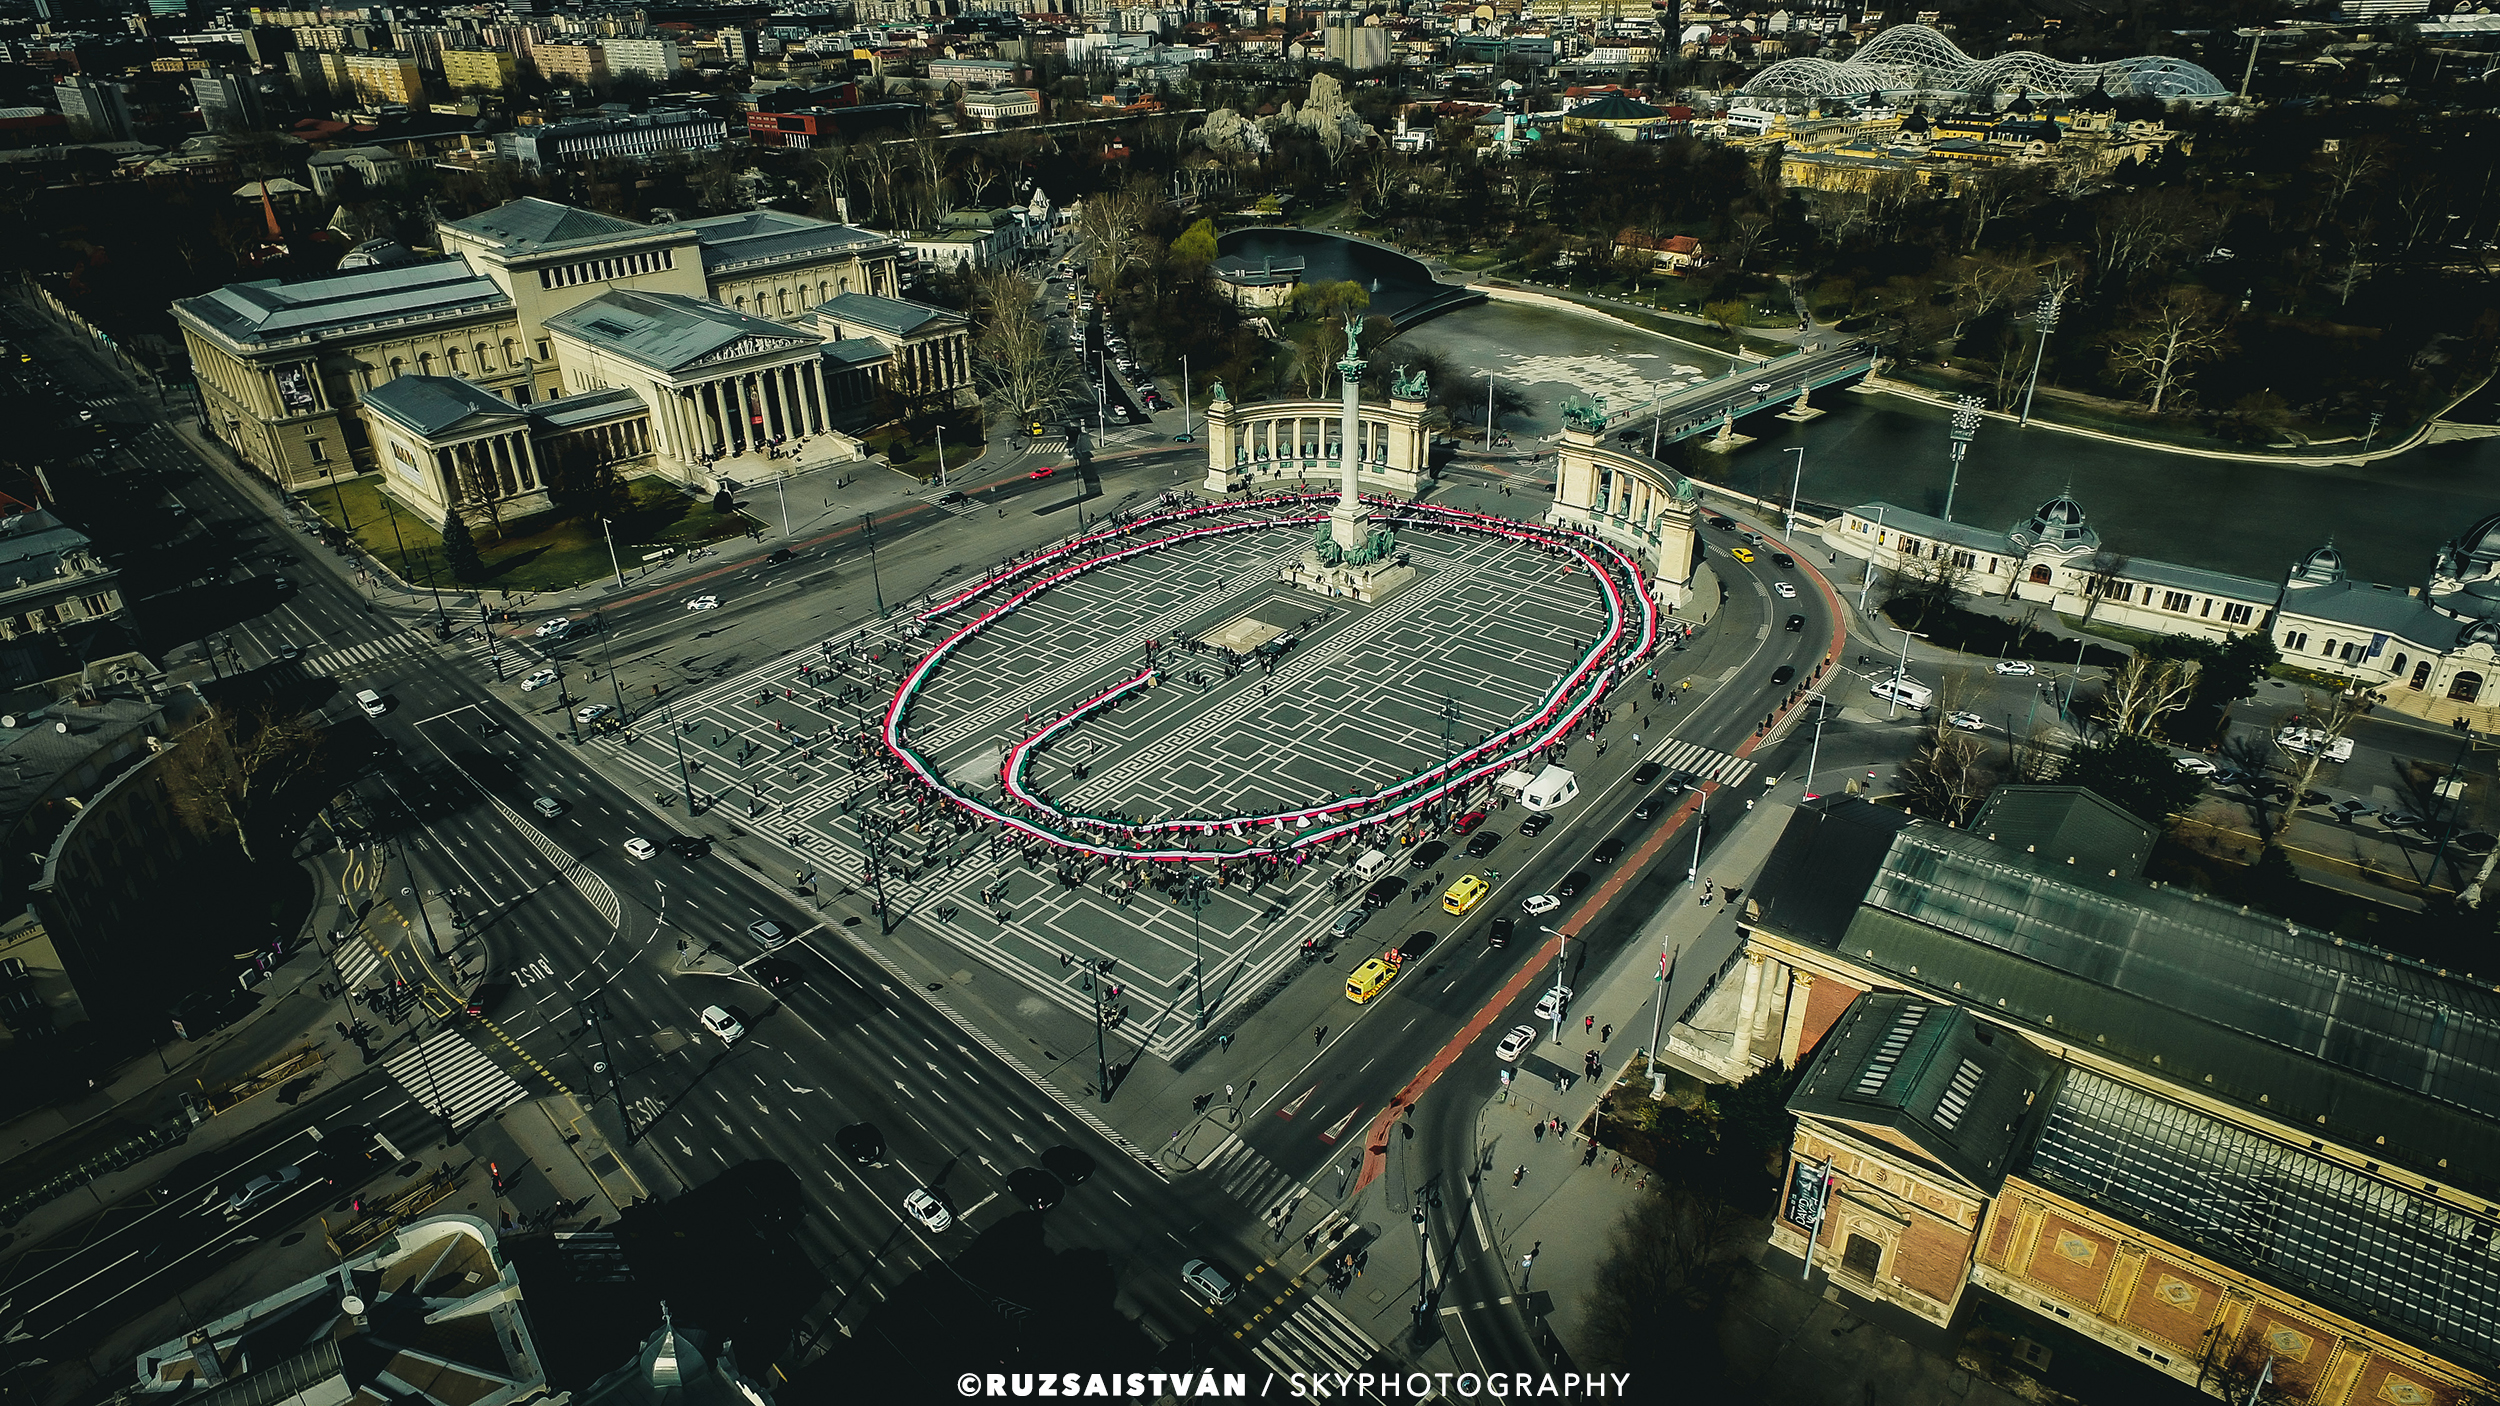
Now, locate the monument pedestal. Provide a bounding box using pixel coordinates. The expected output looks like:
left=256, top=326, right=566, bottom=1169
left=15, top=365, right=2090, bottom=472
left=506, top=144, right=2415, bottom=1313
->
left=1282, top=549, right=1416, bottom=604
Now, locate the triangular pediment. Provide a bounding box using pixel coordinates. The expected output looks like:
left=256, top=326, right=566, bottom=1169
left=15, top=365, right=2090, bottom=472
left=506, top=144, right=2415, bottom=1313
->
left=686, top=334, right=815, bottom=369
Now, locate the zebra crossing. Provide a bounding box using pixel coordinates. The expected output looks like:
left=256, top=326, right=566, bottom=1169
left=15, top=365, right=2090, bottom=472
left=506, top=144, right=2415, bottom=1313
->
left=1252, top=1298, right=1381, bottom=1380
left=300, top=628, right=439, bottom=681
left=333, top=933, right=385, bottom=990
left=1196, top=1133, right=1301, bottom=1220
left=1023, top=437, right=1069, bottom=456
left=1643, top=735, right=1755, bottom=788
left=382, top=1029, right=529, bottom=1132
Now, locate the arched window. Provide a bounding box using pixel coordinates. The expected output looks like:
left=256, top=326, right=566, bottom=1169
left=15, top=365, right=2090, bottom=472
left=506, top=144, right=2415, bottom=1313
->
left=734, top=295, right=747, bottom=311
left=445, top=347, right=462, bottom=372
left=503, top=338, right=520, bottom=368
left=2411, top=660, right=2432, bottom=691
left=417, top=352, right=435, bottom=375
left=387, top=356, right=404, bottom=379
left=2028, top=565, right=2052, bottom=585
left=2451, top=671, right=2484, bottom=704
left=2392, top=652, right=2408, bottom=677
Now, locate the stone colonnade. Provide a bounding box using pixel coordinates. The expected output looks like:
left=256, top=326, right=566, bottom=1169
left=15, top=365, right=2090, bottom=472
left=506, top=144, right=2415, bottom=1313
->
left=653, top=361, right=832, bottom=463
left=1201, top=391, right=1430, bottom=498
left=1547, top=424, right=1702, bottom=613
left=438, top=427, right=541, bottom=507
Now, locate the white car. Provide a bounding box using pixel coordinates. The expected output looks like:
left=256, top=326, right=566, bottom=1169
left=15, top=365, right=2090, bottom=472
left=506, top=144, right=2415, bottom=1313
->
left=625, top=837, right=657, bottom=860
left=1772, top=581, right=1797, bottom=599
left=575, top=703, right=613, bottom=725
left=1993, top=660, right=2036, bottom=676
left=519, top=667, right=558, bottom=692
left=1947, top=711, right=1987, bottom=732
left=534, top=617, right=575, bottom=638
left=1748, top=382, right=1772, bottom=394
left=698, top=1004, right=743, bottom=1044
left=2175, top=755, right=2220, bottom=777
left=904, top=1187, right=954, bottom=1232
left=685, top=595, right=719, bottom=612
left=1533, top=985, right=1574, bottom=1021
left=1495, top=1025, right=1537, bottom=1062
left=1521, top=894, right=1561, bottom=916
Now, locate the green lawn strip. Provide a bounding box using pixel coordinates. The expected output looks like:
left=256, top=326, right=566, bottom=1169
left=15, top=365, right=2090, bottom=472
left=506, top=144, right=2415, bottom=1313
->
left=308, top=475, right=761, bottom=593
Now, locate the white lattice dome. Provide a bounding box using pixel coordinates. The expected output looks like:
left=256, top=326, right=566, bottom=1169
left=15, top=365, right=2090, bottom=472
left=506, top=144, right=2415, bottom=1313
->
left=1742, top=24, right=2225, bottom=101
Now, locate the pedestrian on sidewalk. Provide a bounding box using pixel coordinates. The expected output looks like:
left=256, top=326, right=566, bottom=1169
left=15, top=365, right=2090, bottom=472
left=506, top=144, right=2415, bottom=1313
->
left=1602, top=1024, right=1613, bottom=1042
left=1512, top=1165, right=1526, bottom=1186
left=1610, top=1159, right=1623, bottom=1179
left=1533, top=1120, right=1544, bottom=1142
left=1584, top=1014, right=1594, bottom=1034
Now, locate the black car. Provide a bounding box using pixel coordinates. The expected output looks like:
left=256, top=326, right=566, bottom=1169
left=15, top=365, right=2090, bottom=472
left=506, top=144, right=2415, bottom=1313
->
left=835, top=1123, right=887, bottom=1167
left=937, top=490, right=969, bottom=505
left=1591, top=837, right=1625, bottom=864
left=753, top=957, right=804, bottom=989
left=765, top=547, right=796, bottom=564
left=1363, top=876, right=1408, bottom=909
left=1785, top=614, right=1806, bottom=632
left=1041, top=1145, right=1097, bottom=1186
left=1556, top=870, right=1591, bottom=899
left=668, top=835, right=710, bottom=857
left=1708, top=515, right=1736, bottom=531
left=1007, top=1166, right=1064, bottom=1212
left=1772, top=552, right=1795, bottom=569
left=1632, top=760, right=1664, bottom=785
left=1408, top=840, right=1449, bottom=871
left=1398, top=931, right=1437, bottom=960
left=1465, top=829, right=1504, bottom=858
left=1519, top=813, right=1552, bottom=838
left=1632, top=789, right=1672, bottom=821
left=1771, top=665, right=1796, bottom=686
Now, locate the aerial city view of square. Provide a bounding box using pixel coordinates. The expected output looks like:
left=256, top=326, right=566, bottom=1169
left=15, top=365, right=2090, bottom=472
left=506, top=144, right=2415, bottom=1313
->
left=4, top=1, right=2500, bottom=1403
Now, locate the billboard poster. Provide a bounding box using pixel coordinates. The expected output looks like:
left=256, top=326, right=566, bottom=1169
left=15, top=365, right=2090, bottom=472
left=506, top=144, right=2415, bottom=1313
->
left=275, top=364, right=316, bottom=413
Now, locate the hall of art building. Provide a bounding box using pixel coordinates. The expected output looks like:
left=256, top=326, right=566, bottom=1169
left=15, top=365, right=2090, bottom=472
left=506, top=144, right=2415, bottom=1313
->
left=1705, top=786, right=2498, bottom=1404
left=172, top=198, right=973, bottom=520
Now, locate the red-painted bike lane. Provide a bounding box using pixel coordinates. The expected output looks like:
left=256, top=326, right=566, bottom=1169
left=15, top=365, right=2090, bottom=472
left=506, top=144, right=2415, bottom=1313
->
left=1351, top=510, right=1852, bottom=1191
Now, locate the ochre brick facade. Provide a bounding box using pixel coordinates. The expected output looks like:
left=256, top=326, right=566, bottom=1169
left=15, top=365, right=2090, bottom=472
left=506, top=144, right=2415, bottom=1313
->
left=2116, top=1255, right=2227, bottom=1354
left=2022, top=1213, right=2117, bottom=1306
left=1892, top=1212, right=1972, bottom=1305
left=1797, top=972, right=1861, bottom=1058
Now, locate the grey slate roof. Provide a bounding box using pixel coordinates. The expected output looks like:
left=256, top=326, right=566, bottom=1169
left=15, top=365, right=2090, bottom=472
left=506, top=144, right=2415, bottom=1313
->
left=2280, top=577, right=2451, bottom=640
left=529, top=386, right=647, bottom=430
left=2119, top=555, right=2277, bottom=604
left=0, top=511, right=96, bottom=593
left=1845, top=501, right=2017, bottom=558
left=821, top=337, right=892, bottom=369
left=1789, top=991, right=2056, bottom=1192
left=1750, top=797, right=2500, bottom=1198
left=545, top=290, right=817, bottom=374
left=359, top=375, right=528, bottom=438
left=174, top=259, right=509, bottom=350
left=816, top=292, right=963, bottom=339
left=1967, top=785, right=2156, bottom=879
left=439, top=196, right=652, bottom=253
left=678, top=208, right=891, bottom=275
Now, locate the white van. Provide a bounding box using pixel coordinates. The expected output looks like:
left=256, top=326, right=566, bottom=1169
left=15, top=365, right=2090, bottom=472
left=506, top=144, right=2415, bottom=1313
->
left=355, top=689, right=387, bottom=717
left=1519, top=765, right=1580, bottom=812
left=1869, top=677, right=1933, bottom=710
left=1351, top=848, right=1393, bottom=880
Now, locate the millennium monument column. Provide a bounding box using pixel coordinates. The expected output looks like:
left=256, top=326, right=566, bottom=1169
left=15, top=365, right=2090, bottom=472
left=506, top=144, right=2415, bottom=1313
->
left=1286, top=316, right=1417, bottom=604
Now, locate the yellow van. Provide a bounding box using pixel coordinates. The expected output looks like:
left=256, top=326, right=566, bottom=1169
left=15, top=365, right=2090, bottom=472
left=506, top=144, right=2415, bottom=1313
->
left=1345, top=958, right=1396, bottom=1004
left=1442, top=874, right=1490, bottom=915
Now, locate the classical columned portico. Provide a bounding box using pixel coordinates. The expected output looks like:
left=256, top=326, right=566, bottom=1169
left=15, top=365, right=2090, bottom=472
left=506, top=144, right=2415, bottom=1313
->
left=429, top=425, right=542, bottom=509
left=1547, top=421, right=1704, bottom=614
left=1202, top=385, right=1432, bottom=499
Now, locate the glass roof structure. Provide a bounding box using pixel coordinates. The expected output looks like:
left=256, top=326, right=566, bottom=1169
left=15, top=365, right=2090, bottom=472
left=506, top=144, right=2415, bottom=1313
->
left=2032, top=1069, right=2500, bottom=1375
left=1744, top=24, right=2226, bottom=101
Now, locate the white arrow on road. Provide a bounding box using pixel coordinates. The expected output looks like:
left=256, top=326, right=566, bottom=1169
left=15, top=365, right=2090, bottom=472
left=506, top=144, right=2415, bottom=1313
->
left=784, top=1080, right=816, bottom=1094
left=676, top=1137, right=693, bottom=1155
left=1013, top=1133, right=1037, bottom=1153
left=894, top=1081, right=916, bottom=1099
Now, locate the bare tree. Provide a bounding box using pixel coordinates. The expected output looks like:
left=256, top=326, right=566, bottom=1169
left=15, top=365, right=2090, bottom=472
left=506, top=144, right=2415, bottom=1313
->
left=1076, top=187, right=1150, bottom=297
left=2101, top=652, right=2201, bottom=740
left=1718, top=211, right=1773, bottom=271
left=910, top=126, right=952, bottom=224
left=1945, top=252, right=2036, bottom=341
left=1959, top=167, right=2042, bottom=252
left=2081, top=547, right=2131, bottom=622
left=2314, top=138, right=2387, bottom=228
left=161, top=706, right=326, bottom=864
left=1884, top=551, right=1972, bottom=631
left=808, top=141, right=852, bottom=220
left=2267, top=689, right=2368, bottom=841
left=969, top=268, right=1070, bottom=431
left=2091, top=188, right=2216, bottom=289
left=1901, top=704, right=1996, bottom=825
left=1579, top=1182, right=1754, bottom=1383
left=855, top=139, right=905, bottom=227
left=2392, top=180, right=2446, bottom=254
left=2333, top=219, right=2376, bottom=306
left=2102, top=287, right=2233, bottom=414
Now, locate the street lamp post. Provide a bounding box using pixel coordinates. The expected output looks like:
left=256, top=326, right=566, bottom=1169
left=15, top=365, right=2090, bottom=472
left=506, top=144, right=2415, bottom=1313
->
left=1181, top=354, right=1193, bottom=442
left=1858, top=506, right=1888, bottom=613
left=1537, top=926, right=1570, bottom=1045
left=2018, top=283, right=2064, bottom=429
left=1181, top=874, right=1210, bottom=1029
left=1941, top=395, right=1984, bottom=523
left=1888, top=627, right=1925, bottom=719
left=933, top=426, right=946, bottom=489
left=1783, top=446, right=1804, bottom=536
left=1799, top=692, right=1829, bottom=799
left=599, top=515, right=627, bottom=594
left=860, top=512, right=887, bottom=618
left=662, top=700, right=698, bottom=812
